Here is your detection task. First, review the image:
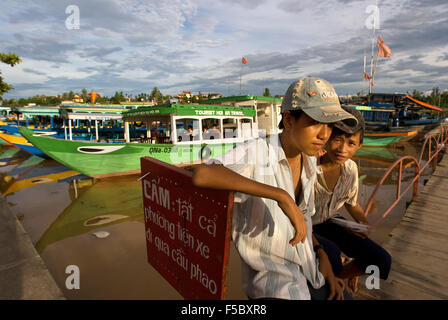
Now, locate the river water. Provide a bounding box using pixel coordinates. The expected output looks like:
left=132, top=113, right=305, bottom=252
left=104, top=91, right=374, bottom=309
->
left=0, top=141, right=434, bottom=299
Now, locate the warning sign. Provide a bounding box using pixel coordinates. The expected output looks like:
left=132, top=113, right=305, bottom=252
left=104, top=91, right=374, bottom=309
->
left=140, top=156, right=233, bottom=299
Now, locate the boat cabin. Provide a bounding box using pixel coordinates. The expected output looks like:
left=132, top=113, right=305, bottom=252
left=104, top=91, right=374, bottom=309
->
left=6, top=106, right=61, bottom=129
left=122, top=103, right=258, bottom=144
left=368, top=93, right=406, bottom=108
left=59, top=103, right=154, bottom=140
left=199, top=95, right=282, bottom=136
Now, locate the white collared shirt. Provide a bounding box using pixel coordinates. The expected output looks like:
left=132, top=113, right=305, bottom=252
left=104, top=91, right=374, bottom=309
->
left=313, top=159, right=359, bottom=225
left=209, top=134, right=325, bottom=300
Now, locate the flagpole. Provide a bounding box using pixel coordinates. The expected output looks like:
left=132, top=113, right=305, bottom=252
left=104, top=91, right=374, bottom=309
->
left=227, top=61, right=230, bottom=97
left=240, top=67, right=242, bottom=95
left=363, top=51, right=367, bottom=94
left=369, top=19, right=375, bottom=95
left=369, top=0, right=380, bottom=95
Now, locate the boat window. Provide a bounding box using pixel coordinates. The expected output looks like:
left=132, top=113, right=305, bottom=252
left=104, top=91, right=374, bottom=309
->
left=223, top=118, right=238, bottom=139
left=202, top=118, right=221, bottom=140
left=361, top=111, right=373, bottom=122
left=241, top=118, right=252, bottom=138
left=373, top=111, right=390, bottom=122
left=371, top=94, right=394, bottom=103
left=150, top=119, right=172, bottom=144
left=176, top=118, right=200, bottom=142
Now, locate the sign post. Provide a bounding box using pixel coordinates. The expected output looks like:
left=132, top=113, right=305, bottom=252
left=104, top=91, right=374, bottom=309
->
left=140, top=156, right=234, bottom=299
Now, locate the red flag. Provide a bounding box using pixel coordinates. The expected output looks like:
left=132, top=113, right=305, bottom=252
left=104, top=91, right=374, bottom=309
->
left=88, top=91, right=99, bottom=104
left=377, top=37, right=391, bottom=58
left=364, top=72, right=371, bottom=81
left=242, top=57, right=247, bottom=65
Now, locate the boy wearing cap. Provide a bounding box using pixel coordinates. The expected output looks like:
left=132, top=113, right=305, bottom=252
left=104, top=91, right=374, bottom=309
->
left=192, top=77, right=356, bottom=300
left=312, top=106, right=391, bottom=293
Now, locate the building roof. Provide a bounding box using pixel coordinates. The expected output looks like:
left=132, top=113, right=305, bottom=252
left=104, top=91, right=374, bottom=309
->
left=200, top=95, right=282, bottom=104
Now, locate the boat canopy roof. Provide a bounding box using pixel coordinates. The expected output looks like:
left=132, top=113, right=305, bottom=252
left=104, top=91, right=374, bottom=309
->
left=200, top=95, right=282, bottom=104
left=352, top=105, right=393, bottom=112
left=11, top=106, right=61, bottom=117
left=60, top=103, right=151, bottom=114
left=405, top=96, right=443, bottom=112
left=65, top=112, right=123, bottom=121
left=122, top=103, right=256, bottom=121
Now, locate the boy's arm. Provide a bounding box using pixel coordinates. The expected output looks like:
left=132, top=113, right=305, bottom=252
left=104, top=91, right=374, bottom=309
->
left=344, top=203, right=368, bottom=224
left=311, top=234, right=345, bottom=300
left=192, top=164, right=307, bottom=245
left=344, top=203, right=370, bottom=238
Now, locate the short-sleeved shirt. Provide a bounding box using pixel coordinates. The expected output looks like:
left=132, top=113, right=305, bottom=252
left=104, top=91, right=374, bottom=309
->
left=312, top=159, right=359, bottom=225
left=209, top=134, right=325, bottom=300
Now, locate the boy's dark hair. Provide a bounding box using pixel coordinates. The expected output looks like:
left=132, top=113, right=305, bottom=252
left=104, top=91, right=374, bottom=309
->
left=333, top=106, right=365, bottom=144
left=331, top=126, right=364, bottom=144
left=278, top=110, right=303, bottom=129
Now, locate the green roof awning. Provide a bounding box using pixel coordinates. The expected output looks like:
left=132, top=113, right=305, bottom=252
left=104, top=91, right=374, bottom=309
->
left=122, top=103, right=256, bottom=119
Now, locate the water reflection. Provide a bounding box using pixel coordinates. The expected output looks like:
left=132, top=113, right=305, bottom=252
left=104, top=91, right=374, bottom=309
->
left=35, top=176, right=144, bottom=253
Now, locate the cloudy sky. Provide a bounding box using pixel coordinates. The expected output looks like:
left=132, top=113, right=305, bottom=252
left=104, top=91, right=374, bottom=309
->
left=1, top=0, right=447, bottom=99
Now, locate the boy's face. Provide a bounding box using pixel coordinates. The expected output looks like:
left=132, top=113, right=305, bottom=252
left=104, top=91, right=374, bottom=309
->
left=326, top=131, right=363, bottom=164
left=284, top=112, right=333, bottom=156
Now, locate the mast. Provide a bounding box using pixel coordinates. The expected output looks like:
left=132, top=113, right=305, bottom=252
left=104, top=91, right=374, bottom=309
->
left=369, top=15, right=376, bottom=95
left=369, top=0, right=380, bottom=96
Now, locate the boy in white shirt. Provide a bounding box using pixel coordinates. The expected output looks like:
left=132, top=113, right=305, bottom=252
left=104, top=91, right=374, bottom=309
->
left=193, top=77, right=356, bottom=300
left=312, top=106, right=391, bottom=293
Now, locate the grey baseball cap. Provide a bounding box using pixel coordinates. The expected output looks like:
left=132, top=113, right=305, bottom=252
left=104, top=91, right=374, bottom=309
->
left=281, top=77, right=358, bottom=127
left=334, top=105, right=365, bottom=134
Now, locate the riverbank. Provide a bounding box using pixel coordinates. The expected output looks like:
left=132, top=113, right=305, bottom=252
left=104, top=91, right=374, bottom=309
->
left=0, top=196, right=65, bottom=299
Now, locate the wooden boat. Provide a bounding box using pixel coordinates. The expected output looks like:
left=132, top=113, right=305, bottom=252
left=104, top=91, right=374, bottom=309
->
left=19, top=103, right=258, bottom=178
left=349, top=104, right=436, bottom=146
left=363, top=130, right=418, bottom=147
left=353, top=146, right=400, bottom=167
left=0, top=131, right=48, bottom=158
left=1, top=103, right=154, bottom=156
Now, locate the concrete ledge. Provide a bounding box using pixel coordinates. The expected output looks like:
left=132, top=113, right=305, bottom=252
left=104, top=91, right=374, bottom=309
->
left=0, top=196, right=65, bottom=300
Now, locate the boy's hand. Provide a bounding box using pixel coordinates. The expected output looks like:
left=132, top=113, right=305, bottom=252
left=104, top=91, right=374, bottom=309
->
left=277, top=196, right=307, bottom=246
left=345, top=221, right=370, bottom=239
left=317, top=249, right=345, bottom=300
left=317, top=148, right=327, bottom=158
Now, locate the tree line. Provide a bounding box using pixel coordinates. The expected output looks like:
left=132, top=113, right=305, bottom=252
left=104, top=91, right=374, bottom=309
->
left=1, top=87, right=171, bottom=107
left=409, top=88, right=448, bottom=109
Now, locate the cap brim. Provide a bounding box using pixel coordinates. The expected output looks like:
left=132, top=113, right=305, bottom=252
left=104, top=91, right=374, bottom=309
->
left=303, top=104, right=358, bottom=127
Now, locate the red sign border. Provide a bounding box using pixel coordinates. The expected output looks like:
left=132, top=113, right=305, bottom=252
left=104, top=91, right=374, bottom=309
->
left=140, top=156, right=234, bottom=300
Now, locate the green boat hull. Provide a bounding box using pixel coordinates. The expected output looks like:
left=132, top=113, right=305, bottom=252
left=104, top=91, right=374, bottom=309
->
left=20, top=127, right=237, bottom=178
left=363, top=136, right=403, bottom=147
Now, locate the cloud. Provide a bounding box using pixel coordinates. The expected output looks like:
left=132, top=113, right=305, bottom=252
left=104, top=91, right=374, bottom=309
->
left=438, top=54, right=448, bottom=62
left=4, top=34, right=77, bottom=63
left=22, top=68, right=47, bottom=76
left=219, top=0, right=268, bottom=9
left=78, top=46, right=123, bottom=59
left=2, top=0, right=448, bottom=99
